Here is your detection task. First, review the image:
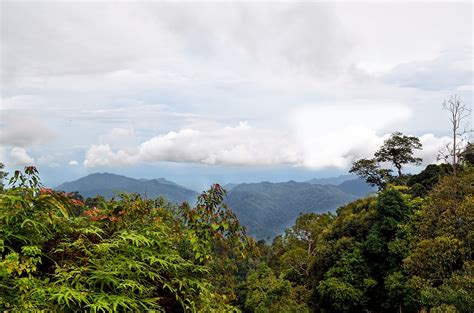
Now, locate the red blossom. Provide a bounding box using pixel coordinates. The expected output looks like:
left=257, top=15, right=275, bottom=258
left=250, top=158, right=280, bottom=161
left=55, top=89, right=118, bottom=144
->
left=39, top=188, right=53, bottom=195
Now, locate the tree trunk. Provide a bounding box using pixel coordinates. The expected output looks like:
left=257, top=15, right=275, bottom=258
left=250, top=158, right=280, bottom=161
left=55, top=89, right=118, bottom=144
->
left=453, top=130, right=457, bottom=176
left=397, top=165, right=402, bottom=177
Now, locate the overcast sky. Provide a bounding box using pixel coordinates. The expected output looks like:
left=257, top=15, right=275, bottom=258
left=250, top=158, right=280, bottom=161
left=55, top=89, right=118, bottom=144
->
left=0, top=1, right=472, bottom=190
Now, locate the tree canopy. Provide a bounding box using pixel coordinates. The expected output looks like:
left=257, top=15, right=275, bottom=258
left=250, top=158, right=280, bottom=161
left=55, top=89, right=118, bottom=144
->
left=1, top=148, right=472, bottom=312
left=375, top=132, right=423, bottom=177
left=349, top=158, right=392, bottom=190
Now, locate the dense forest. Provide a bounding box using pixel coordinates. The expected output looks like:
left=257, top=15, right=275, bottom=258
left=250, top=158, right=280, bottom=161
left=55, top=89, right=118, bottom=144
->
left=1, top=139, right=473, bottom=312
left=2, top=1, right=472, bottom=311
left=53, top=172, right=371, bottom=240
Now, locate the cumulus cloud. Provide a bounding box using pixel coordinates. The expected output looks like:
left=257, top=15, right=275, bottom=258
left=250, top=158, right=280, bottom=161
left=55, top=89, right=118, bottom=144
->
left=68, top=160, right=78, bottom=166
left=84, top=107, right=453, bottom=170
left=1, top=2, right=471, bottom=180
left=0, top=116, right=57, bottom=147
left=290, top=102, right=413, bottom=168
left=10, top=147, right=35, bottom=165
left=84, top=122, right=300, bottom=168
left=416, top=133, right=451, bottom=165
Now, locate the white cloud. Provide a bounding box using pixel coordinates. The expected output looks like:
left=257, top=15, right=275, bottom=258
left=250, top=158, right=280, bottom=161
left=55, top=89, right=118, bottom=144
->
left=335, top=2, right=472, bottom=74
left=1, top=3, right=350, bottom=81
left=98, top=127, right=137, bottom=147
left=383, top=51, right=473, bottom=90
left=1, top=2, right=471, bottom=180
left=416, top=133, right=452, bottom=165
left=84, top=122, right=301, bottom=168
left=84, top=109, right=452, bottom=170
left=0, top=116, right=57, bottom=147
left=290, top=102, right=413, bottom=168
left=10, top=147, right=35, bottom=165
left=68, top=160, right=78, bottom=166
left=83, top=144, right=138, bottom=167
left=37, top=154, right=61, bottom=168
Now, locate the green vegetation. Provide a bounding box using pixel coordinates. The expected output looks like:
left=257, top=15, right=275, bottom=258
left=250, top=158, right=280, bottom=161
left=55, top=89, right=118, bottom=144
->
left=350, top=131, right=423, bottom=189
left=253, top=161, right=473, bottom=312
left=56, top=175, right=374, bottom=240
left=1, top=135, right=473, bottom=311
left=225, top=181, right=358, bottom=240
left=0, top=166, right=256, bottom=311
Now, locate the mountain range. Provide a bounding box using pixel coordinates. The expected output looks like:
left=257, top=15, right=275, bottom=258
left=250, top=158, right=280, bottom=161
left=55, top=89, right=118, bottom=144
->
left=225, top=180, right=373, bottom=239
left=56, top=173, right=375, bottom=239
left=56, top=173, right=199, bottom=203
left=305, top=174, right=356, bottom=185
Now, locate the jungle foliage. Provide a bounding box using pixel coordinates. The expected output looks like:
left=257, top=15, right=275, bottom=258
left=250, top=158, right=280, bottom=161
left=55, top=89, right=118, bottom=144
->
left=1, top=158, right=473, bottom=312
left=0, top=166, right=256, bottom=312
left=251, top=162, right=473, bottom=313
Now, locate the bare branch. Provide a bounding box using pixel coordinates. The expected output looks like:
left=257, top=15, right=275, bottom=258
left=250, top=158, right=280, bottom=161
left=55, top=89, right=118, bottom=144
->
left=439, top=94, right=472, bottom=175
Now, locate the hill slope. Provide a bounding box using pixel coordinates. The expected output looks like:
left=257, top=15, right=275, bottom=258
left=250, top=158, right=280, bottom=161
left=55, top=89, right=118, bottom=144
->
left=334, top=178, right=376, bottom=197
left=225, top=181, right=357, bottom=239
left=57, top=174, right=373, bottom=240
left=56, top=173, right=199, bottom=203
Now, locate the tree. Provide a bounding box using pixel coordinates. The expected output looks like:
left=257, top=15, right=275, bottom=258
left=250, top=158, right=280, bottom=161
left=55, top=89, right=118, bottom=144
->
left=438, top=95, right=472, bottom=175
left=407, top=164, right=452, bottom=191
left=460, top=142, right=474, bottom=165
left=403, top=167, right=474, bottom=312
left=0, top=162, right=7, bottom=191
left=285, top=212, right=332, bottom=257
left=375, top=132, right=423, bottom=177
left=349, top=158, right=392, bottom=190
left=245, top=263, right=309, bottom=313
left=0, top=167, right=250, bottom=311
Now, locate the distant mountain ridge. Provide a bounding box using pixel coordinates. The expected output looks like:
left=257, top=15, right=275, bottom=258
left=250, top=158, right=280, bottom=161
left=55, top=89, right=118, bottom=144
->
left=336, top=178, right=377, bottom=197
left=57, top=173, right=375, bottom=240
left=306, top=174, right=356, bottom=186
left=225, top=180, right=358, bottom=239
left=224, top=177, right=375, bottom=239
left=56, top=173, right=199, bottom=203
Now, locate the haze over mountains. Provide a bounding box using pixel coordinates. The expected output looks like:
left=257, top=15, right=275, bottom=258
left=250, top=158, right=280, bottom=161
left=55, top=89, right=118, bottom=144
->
left=56, top=173, right=375, bottom=239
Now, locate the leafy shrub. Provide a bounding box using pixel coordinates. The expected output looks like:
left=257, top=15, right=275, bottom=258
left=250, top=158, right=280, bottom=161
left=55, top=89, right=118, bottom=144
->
left=1, top=167, right=255, bottom=311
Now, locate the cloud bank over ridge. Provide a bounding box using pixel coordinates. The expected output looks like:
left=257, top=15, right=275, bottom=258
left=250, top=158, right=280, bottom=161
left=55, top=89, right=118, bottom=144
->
left=84, top=104, right=450, bottom=170
left=0, top=2, right=471, bottom=186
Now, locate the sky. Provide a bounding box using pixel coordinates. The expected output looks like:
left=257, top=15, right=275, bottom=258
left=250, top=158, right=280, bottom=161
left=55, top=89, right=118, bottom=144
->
left=0, top=1, right=473, bottom=191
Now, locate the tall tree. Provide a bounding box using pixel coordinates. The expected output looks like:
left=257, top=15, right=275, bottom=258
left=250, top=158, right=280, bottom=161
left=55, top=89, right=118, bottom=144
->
left=350, top=158, right=392, bottom=190
left=438, top=94, right=472, bottom=175
left=375, top=132, right=422, bottom=177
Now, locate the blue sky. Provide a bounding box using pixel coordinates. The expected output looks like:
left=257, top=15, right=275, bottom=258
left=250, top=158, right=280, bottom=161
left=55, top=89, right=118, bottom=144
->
left=1, top=2, right=472, bottom=191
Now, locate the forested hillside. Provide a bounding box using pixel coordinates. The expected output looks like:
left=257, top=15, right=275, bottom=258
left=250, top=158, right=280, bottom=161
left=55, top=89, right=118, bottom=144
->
left=1, top=167, right=256, bottom=311
left=56, top=174, right=373, bottom=240
left=56, top=173, right=199, bottom=203
left=252, top=165, right=473, bottom=312
left=1, top=140, right=473, bottom=312
left=2, top=2, right=472, bottom=312
left=225, top=181, right=356, bottom=239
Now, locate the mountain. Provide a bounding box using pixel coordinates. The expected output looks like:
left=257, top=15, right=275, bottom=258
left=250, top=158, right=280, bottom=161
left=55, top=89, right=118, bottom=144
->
left=56, top=173, right=199, bottom=203
left=225, top=181, right=357, bottom=240
left=307, top=175, right=376, bottom=197
left=56, top=173, right=374, bottom=240
left=306, top=174, right=355, bottom=186
left=223, top=183, right=239, bottom=191
left=336, top=178, right=377, bottom=197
